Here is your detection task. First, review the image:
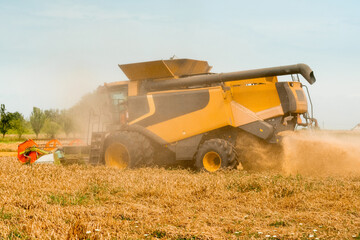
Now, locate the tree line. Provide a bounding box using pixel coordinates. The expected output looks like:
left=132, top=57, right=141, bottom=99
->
left=0, top=104, right=75, bottom=139
left=0, top=89, right=110, bottom=140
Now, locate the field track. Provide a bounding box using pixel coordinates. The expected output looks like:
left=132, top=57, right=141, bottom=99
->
left=0, top=156, right=360, bottom=239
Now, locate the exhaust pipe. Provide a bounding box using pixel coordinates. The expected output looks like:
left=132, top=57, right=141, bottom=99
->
left=146, top=63, right=316, bottom=91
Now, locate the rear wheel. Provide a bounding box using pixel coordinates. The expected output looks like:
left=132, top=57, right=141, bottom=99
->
left=195, top=139, right=238, bottom=172
left=104, top=131, right=154, bottom=169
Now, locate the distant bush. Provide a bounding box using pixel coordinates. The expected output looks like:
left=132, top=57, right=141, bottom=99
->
left=10, top=112, right=29, bottom=139
left=30, top=107, right=46, bottom=138
left=0, top=104, right=13, bottom=138
left=42, top=120, right=61, bottom=138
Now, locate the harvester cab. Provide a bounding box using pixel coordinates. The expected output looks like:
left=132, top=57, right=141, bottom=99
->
left=93, top=58, right=317, bottom=172
left=102, top=81, right=128, bottom=124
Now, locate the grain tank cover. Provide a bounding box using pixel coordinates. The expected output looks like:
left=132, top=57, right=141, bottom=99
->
left=119, top=59, right=212, bottom=81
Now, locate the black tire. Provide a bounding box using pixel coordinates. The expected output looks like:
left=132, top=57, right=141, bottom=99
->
left=103, top=131, right=154, bottom=169
left=195, top=139, right=238, bottom=172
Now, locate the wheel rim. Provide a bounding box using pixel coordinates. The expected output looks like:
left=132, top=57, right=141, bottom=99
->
left=105, top=143, right=130, bottom=169
left=203, top=151, right=221, bottom=172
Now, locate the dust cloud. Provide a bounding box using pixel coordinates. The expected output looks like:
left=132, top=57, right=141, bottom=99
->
left=281, top=130, right=360, bottom=176
left=67, top=89, right=112, bottom=140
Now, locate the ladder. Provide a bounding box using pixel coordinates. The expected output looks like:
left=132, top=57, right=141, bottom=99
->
left=89, top=132, right=106, bottom=165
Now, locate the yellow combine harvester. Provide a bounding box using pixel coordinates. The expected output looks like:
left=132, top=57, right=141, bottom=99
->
left=89, top=59, right=317, bottom=172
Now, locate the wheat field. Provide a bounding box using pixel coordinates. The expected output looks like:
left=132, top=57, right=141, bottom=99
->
left=0, top=154, right=360, bottom=239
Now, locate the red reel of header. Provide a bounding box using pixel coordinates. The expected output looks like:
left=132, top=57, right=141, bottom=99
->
left=17, top=139, right=39, bottom=164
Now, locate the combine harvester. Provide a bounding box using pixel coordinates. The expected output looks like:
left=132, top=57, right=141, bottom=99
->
left=18, top=58, right=318, bottom=172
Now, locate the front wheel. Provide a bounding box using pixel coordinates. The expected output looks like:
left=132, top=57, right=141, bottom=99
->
left=104, top=131, right=154, bottom=169
left=195, top=139, right=238, bottom=172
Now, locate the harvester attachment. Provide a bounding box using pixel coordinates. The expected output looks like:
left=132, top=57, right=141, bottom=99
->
left=17, top=139, right=75, bottom=164
left=18, top=139, right=51, bottom=164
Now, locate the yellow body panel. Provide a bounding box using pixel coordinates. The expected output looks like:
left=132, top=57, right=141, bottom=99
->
left=120, top=60, right=175, bottom=81
left=226, top=77, right=281, bottom=114
left=121, top=75, right=307, bottom=143
left=128, top=81, right=139, bottom=96
left=288, top=82, right=308, bottom=113
left=131, top=78, right=304, bottom=143
left=146, top=87, right=232, bottom=143
left=119, top=59, right=211, bottom=81
left=230, top=101, right=262, bottom=127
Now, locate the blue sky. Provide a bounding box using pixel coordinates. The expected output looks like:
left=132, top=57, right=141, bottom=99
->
left=0, top=0, right=359, bottom=129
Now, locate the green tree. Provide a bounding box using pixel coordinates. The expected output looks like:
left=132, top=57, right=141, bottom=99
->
left=30, top=107, right=45, bottom=138
left=44, top=109, right=61, bottom=122
left=42, top=120, right=61, bottom=138
left=0, top=104, right=13, bottom=138
left=60, top=110, right=74, bottom=137
left=10, top=112, right=28, bottom=139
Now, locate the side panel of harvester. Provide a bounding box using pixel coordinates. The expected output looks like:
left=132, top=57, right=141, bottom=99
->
left=128, top=87, right=233, bottom=143
left=126, top=76, right=304, bottom=144
left=226, top=77, right=283, bottom=115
